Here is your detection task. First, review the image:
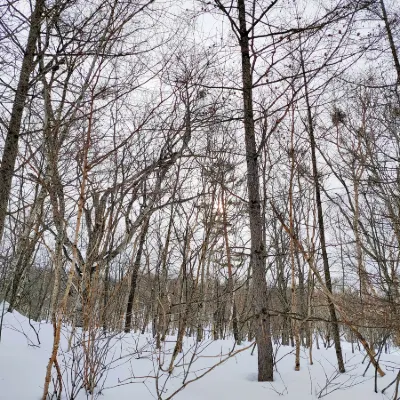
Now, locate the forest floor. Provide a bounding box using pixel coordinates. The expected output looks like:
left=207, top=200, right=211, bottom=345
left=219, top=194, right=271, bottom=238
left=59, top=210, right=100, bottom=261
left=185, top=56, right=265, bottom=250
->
left=0, top=306, right=399, bottom=400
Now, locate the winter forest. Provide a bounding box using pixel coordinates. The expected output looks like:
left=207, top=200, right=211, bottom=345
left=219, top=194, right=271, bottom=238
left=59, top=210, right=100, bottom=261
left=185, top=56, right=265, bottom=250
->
left=0, top=0, right=400, bottom=399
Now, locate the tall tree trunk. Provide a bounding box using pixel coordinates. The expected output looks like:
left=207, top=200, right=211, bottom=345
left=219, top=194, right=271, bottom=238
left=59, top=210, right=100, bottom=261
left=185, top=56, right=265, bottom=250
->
left=300, top=52, right=345, bottom=373
left=159, top=209, right=174, bottom=341
left=221, top=187, right=240, bottom=344
left=237, top=0, right=273, bottom=381
left=0, top=0, right=45, bottom=242
left=288, top=120, right=300, bottom=371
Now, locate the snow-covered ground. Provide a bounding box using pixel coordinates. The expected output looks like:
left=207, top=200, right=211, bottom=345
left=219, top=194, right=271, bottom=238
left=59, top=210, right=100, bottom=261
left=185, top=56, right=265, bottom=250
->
left=0, top=306, right=399, bottom=400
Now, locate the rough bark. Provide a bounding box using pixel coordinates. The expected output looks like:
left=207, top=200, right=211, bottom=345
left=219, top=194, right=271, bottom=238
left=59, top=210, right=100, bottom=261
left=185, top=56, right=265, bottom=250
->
left=0, top=0, right=45, bottom=242
left=237, top=0, right=273, bottom=381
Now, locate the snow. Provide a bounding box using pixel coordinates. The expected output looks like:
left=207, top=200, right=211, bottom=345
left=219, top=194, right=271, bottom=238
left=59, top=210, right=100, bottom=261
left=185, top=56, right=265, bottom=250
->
left=0, top=306, right=399, bottom=400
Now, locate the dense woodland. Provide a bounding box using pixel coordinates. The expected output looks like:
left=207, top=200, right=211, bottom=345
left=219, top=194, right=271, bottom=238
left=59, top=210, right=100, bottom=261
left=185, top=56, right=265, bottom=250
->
left=1, top=0, right=400, bottom=398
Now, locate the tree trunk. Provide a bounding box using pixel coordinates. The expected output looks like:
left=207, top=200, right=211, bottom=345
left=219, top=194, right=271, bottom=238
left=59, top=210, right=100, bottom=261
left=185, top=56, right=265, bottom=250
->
left=300, top=52, right=345, bottom=373
left=379, top=0, right=400, bottom=85
left=0, top=0, right=45, bottom=242
left=221, top=187, right=240, bottom=344
left=237, top=0, right=273, bottom=381
left=124, top=215, right=150, bottom=333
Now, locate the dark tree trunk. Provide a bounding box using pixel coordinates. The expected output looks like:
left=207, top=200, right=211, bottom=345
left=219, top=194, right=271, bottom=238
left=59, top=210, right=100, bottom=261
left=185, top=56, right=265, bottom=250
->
left=0, top=0, right=45, bottom=242
left=124, top=216, right=150, bottom=333
left=300, top=52, right=345, bottom=373
left=237, top=0, right=273, bottom=381
left=379, top=0, right=400, bottom=85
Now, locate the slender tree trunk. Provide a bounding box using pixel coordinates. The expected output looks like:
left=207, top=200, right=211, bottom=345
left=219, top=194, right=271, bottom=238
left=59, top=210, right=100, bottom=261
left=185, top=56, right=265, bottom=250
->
left=237, top=0, right=273, bottom=381
left=124, top=215, right=150, bottom=333
left=102, top=262, right=110, bottom=332
left=221, top=187, right=240, bottom=344
left=307, top=272, right=314, bottom=364
left=288, top=121, right=300, bottom=371
left=300, top=49, right=345, bottom=373
left=213, top=279, right=220, bottom=340
left=159, top=209, right=174, bottom=341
